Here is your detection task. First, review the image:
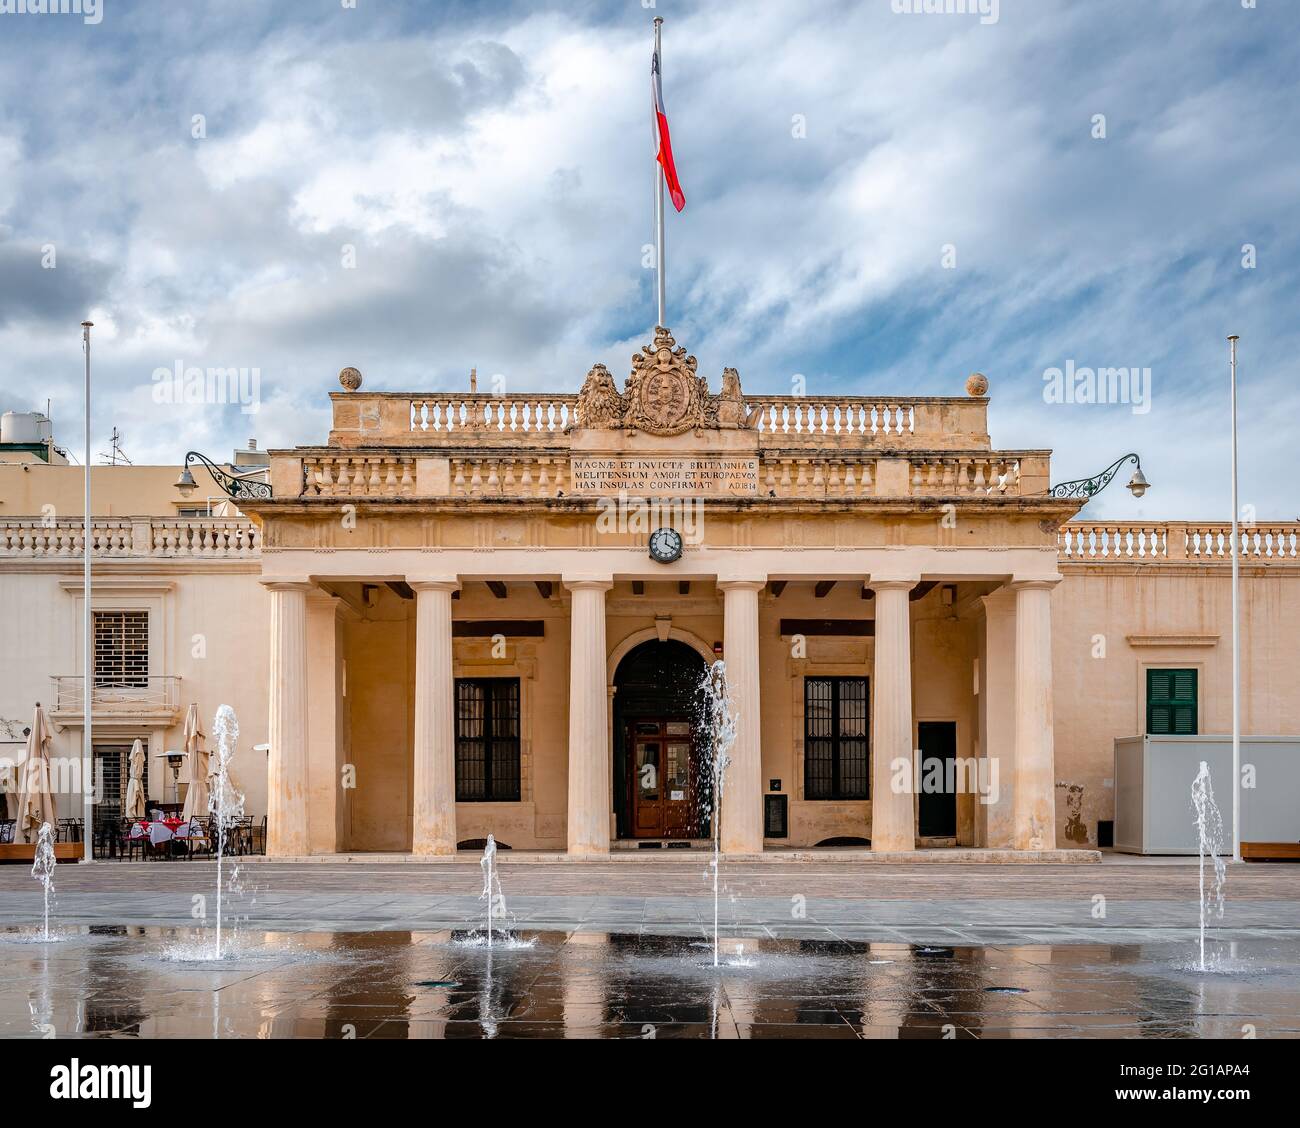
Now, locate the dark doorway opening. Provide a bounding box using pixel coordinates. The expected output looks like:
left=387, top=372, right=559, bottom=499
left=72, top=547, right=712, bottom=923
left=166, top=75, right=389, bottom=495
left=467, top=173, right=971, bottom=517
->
left=917, top=721, right=958, bottom=839
left=612, top=639, right=709, bottom=840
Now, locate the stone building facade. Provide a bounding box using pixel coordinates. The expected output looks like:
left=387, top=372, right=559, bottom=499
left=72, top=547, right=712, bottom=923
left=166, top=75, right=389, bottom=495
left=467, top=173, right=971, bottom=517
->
left=2, top=328, right=1296, bottom=856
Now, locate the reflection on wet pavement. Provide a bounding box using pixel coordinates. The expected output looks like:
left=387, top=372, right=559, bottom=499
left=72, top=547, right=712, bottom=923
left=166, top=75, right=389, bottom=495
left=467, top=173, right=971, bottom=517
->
left=3, top=927, right=1299, bottom=1039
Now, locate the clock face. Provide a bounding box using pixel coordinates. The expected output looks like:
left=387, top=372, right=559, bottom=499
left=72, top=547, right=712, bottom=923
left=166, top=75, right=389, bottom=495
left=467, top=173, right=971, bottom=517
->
left=648, top=527, right=683, bottom=563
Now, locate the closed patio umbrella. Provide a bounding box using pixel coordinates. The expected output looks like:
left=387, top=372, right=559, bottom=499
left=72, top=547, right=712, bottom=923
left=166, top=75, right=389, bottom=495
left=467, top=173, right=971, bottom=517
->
left=180, top=704, right=209, bottom=822
left=124, top=738, right=147, bottom=820
left=16, top=703, right=56, bottom=844
left=0, top=756, right=16, bottom=821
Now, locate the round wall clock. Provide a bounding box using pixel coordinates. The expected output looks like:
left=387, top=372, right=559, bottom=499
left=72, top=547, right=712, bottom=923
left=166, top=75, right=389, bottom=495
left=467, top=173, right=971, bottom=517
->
left=648, top=527, right=683, bottom=564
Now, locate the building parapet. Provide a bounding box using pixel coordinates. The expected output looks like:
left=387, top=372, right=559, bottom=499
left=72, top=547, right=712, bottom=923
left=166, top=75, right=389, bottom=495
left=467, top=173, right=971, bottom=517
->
left=1059, top=521, right=1299, bottom=563
left=0, top=517, right=260, bottom=558
left=329, top=390, right=992, bottom=451
left=287, top=448, right=1052, bottom=500
left=4, top=516, right=1293, bottom=565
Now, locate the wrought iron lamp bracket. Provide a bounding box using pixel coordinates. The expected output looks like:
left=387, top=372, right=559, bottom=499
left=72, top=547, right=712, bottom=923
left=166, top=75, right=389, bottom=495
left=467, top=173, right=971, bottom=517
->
left=180, top=451, right=272, bottom=501
left=1048, top=453, right=1144, bottom=500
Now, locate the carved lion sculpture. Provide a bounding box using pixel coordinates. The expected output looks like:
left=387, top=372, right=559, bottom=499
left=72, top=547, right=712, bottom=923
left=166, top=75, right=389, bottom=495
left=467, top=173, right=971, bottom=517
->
left=575, top=363, right=624, bottom=429
left=714, top=367, right=747, bottom=428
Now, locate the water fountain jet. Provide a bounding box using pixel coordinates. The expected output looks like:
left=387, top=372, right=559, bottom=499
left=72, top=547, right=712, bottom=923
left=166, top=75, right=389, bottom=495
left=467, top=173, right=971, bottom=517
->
left=31, top=822, right=56, bottom=941
left=479, top=834, right=505, bottom=949
left=459, top=834, right=533, bottom=949
left=1191, top=760, right=1227, bottom=972
left=209, top=705, right=246, bottom=960
left=699, top=662, right=737, bottom=968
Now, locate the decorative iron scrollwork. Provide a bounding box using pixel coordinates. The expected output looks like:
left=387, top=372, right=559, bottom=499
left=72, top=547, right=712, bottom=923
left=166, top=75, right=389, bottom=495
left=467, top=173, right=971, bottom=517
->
left=179, top=451, right=272, bottom=501
left=1049, top=453, right=1147, bottom=500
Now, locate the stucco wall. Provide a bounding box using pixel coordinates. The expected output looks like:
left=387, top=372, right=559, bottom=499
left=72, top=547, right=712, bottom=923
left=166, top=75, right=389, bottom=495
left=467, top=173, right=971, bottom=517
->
left=3, top=552, right=1295, bottom=854
left=0, top=568, right=269, bottom=822
left=1050, top=565, right=1300, bottom=848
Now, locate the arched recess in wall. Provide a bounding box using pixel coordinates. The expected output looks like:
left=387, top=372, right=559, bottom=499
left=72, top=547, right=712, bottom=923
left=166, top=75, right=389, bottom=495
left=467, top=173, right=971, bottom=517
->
left=607, top=628, right=716, bottom=841
left=606, top=626, right=717, bottom=685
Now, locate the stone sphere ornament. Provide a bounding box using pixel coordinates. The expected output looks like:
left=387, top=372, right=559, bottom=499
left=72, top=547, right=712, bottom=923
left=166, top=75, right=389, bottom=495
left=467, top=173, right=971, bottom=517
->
left=339, top=366, right=363, bottom=392
left=966, top=372, right=989, bottom=397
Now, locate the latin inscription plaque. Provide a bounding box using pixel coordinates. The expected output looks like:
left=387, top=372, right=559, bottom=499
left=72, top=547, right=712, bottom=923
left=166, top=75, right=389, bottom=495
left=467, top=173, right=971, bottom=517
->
left=570, top=456, right=760, bottom=496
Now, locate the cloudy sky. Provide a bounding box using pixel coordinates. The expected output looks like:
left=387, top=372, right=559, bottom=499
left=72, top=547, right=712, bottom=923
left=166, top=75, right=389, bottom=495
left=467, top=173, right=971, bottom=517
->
left=0, top=0, right=1296, bottom=518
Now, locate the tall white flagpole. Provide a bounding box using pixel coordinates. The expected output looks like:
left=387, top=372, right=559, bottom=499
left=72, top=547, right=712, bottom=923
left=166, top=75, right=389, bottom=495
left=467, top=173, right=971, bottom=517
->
left=654, top=17, right=666, bottom=329
left=81, top=320, right=95, bottom=864
left=1228, top=334, right=1241, bottom=864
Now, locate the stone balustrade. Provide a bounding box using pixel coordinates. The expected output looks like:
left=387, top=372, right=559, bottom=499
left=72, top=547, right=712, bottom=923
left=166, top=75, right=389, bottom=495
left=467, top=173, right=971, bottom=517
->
left=748, top=397, right=916, bottom=439
left=1059, top=522, right=1299, bottom=563
left=1185, top=523, right=1299, bottom=560
left=0, top=518, right=260, bottom=558
left=149, top=520, right=260, bottom=556
left=450, top=456, right=571, bottom=498
left=909, top=455, right=1025, bottom=496
left=303, top=454, right=417, bottom=497
left=327, top=390, right=992, bottom=450
left=411, top=395, right=577, bottom=436
left=277, top=448, right=1062, bottom=500
left=760, top=456, right=876, bottom=498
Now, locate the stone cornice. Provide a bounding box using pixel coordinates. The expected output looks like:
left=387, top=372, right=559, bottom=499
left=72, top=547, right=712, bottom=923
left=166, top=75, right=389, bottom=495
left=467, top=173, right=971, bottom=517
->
left=246, top=495, right=1081, bottom=518
left=1, top=560, right=260, bottom=575
left=1059, top=561, right=1300, bottom=576
left=1126, top=633, right=1220, bottom=647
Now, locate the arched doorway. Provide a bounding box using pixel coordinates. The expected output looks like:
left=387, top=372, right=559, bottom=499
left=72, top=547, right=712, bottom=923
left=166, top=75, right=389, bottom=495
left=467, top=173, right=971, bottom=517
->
left=612, top=638, right=710, bottom=840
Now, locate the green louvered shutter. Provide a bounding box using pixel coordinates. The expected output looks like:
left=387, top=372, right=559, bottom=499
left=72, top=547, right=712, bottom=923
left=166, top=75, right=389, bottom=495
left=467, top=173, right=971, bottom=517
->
left=1147, top=668, right=1197, bottom=735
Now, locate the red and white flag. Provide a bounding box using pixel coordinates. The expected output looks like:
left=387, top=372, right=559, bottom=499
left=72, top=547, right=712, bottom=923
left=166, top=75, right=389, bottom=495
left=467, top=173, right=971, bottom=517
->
left=652, top=46, right=685, bottom=212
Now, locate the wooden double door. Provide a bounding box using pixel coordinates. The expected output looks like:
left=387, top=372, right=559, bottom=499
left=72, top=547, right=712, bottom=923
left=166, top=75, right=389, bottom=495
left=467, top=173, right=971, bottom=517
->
left=626, top=718, right=699, bottom=838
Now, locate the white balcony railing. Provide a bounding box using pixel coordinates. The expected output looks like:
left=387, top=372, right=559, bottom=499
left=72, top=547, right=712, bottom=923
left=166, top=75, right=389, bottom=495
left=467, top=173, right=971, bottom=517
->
left=51, top=675, right=182, bottom=715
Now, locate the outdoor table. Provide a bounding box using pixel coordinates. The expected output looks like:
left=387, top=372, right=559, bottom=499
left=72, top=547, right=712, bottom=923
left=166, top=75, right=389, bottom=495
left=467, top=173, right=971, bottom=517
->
left=130, top=819, right=189, bottom=847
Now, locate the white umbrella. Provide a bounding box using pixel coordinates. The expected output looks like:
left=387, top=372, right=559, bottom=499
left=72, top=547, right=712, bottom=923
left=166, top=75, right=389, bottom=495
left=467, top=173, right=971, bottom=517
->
left=124, top=738, right=147, bottom=820
left=180, top=704, right=209, bottom=822
left=17, top=704, right=56, bottom=844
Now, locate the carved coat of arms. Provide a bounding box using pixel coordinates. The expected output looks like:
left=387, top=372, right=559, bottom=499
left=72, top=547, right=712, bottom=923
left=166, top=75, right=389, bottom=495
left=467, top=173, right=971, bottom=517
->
left=575, top=327, right=753, bottom=435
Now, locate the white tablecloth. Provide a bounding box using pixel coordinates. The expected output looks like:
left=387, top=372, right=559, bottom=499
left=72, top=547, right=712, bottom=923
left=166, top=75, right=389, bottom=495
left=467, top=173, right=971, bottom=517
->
left=129, top=821, right=198, bottom=845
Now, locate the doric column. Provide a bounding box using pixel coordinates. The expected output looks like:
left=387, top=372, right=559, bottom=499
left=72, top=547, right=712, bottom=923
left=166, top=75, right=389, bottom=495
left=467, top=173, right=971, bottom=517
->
left=410, top=578, right=459, bottom=855
left=565, top=578, right=612, bottom=854
left=262, top=580, right=313, bottom=856
left=718, top=579, right=765, bottom=854
left=978, top=588, right=1017, bottom=848
left=305, top=591, right=345, bottom=855
left=1011, top=578, right=1060, bottom=850
left=869, top=578, right=917, bottom=852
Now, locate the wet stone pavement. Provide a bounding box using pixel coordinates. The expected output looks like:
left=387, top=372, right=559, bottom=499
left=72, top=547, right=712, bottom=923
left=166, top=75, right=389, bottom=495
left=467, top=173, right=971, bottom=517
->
left=3, top=926, right=1300, bottom=1039
left=2, top=861, right=1299, bottom=1038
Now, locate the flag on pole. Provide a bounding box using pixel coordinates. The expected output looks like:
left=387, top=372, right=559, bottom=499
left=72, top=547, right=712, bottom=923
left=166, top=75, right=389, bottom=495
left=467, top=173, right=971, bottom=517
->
left=652, top=45, right=685, bottom=212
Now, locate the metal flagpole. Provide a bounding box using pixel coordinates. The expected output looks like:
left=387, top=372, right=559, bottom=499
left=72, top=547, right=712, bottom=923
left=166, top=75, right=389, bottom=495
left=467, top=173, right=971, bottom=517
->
left=81, top=320, right=95, bottom=863
left=1228, top=334, right=1241, bottom=864
left=654, top=17, right=666, bottom=329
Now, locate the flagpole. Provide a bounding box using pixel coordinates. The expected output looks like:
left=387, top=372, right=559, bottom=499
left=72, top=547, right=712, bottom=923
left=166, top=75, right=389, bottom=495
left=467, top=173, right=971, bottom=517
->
left=654, top=16, right=666, bottom=329
left=81, top=320, right=94, bottom=864
left=1229, top=334, right=1241, bottom=864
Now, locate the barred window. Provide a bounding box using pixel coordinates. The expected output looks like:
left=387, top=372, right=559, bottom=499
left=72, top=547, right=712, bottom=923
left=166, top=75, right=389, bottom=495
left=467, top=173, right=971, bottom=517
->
left=804, top=676, right=869, bottom=800
left=455, top=678, right=521, bottom=802
left=94, top=745, right=147, bottom=824
left=94, top=611, right=149, bottom=687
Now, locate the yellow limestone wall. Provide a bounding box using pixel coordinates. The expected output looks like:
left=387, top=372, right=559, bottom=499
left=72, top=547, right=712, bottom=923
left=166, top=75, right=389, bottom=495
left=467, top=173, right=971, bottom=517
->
left=332, top=565, right=1300, bottom=852
left=3, top=531, right=1297, bottom=852
left=334, top=578, right=990, bottom=851
left=1049, top=565, right=1300, bottom=847
left=0, top=463, right=232, bottom=517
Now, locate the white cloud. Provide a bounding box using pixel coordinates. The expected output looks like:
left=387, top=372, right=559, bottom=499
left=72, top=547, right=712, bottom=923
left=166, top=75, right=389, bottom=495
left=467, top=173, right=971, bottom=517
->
left=0, top=0, right=1296, bottom=520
